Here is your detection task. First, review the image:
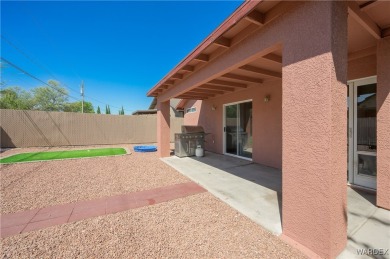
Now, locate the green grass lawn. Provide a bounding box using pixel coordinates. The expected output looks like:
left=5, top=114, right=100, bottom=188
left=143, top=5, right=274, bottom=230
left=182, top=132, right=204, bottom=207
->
left=0, top=148, right=127, bottom=164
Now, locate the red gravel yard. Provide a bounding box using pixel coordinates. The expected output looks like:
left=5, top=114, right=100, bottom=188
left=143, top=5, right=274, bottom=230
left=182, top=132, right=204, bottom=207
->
left=1, top=145, right=305, bottom=258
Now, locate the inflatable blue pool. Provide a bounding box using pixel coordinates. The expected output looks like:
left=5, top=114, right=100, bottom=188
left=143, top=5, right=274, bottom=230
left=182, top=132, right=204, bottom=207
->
left=134, top=145, right=157, bottom=152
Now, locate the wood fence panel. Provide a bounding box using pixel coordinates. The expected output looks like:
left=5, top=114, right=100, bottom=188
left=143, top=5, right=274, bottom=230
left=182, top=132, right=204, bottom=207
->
left=0, top=109, right=183, bottom=147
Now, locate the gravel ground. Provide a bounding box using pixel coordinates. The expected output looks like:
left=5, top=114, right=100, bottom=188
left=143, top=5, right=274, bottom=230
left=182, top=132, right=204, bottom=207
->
left=1, top=192, right=306, bottom=259
left=0, top=144, right=189, bottom=214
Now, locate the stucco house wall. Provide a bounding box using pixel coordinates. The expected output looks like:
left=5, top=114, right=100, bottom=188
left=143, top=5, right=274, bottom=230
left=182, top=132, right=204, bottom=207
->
left=151, top=1, right=389, bottom=257
left=184, top=80, right=282, bottom=169
left=182, top=54, right=377, bottom=171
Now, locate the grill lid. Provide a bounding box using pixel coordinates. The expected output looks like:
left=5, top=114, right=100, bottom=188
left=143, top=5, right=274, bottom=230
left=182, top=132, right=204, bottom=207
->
left=181, top=125, right=205, bottom=134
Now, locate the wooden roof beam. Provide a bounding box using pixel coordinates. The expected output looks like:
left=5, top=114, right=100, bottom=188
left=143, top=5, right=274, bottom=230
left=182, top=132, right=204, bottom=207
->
left=180, top=91, right=215, bottom=97
left=177, top=96, right=207, bottom=100
left=264, top=1, right=301, bottom=24
left=230, top=23, right=259, bottom=46
left=181, top=65, right=194, bottom=72
left=262, top=53, right=282, bottom=64
left=194, top=53, right=209, bottom=62
left=171, top=73, right=183, bottom=79
left=239, top=65, right=282, bottom=78
left=178, top=93, right=213, bottom=99
left=359, top=1, right=380, bottom=11
left=154, top=90, right=163, bottom=96
left=198, top=84, right=235, bottom=92
left=208, top=79, right=247, bottom=88
left=190, top=88, right=224, bottom=95
left=214, top=36, right=231, bottom=48
left=221, top=73, right=263, bottom=84
left=348, top=1, right=381, bottom=39
left=244, top=10, right=264, bottom=25
left=166, top=79, right=175, bottom=85
left=382, top=27, right=390, bottom=38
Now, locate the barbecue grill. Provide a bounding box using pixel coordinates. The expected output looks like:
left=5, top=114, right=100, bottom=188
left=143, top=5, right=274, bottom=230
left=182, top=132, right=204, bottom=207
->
left=175, top=125, right=206, bottom=157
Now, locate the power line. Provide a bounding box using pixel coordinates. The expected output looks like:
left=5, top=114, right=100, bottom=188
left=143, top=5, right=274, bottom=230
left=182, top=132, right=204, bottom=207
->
left=1, top=57, right=81, bottom=102
left=1, top=35, right=86, bottom=97
left=19, top=6, right=83, bottom=82
left=7, top=5, right=138, bottom=113
left=2, top=57, right=133, bottom=113
left=1, top=35, right=58, bottom=81
left=1, top=36, right=133, bottom=113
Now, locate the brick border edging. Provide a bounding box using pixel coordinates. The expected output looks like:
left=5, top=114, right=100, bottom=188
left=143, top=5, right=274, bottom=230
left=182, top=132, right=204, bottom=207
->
left=0, top=182, right=206, bottom=238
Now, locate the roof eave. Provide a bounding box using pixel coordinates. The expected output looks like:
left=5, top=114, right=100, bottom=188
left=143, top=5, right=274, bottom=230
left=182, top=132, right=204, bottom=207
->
left=146, top=0, right=262, bottom=97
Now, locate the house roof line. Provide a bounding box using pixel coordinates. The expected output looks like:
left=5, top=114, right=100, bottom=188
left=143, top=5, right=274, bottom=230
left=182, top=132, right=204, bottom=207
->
left=146, top=0, right=262, bottom=97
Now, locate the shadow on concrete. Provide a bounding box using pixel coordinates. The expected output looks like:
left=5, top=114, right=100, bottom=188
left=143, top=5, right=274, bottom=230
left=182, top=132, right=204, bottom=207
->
left=349, top=210, right=390, bottom=227
left=340, top=187, right=390, bottom=258
left=350, top=186, right=376, bottom=206
left=185, top=151, right=283, bottom=231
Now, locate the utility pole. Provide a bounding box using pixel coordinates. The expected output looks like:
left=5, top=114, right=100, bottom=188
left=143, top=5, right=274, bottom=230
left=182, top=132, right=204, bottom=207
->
left=80, top=80, right=84, bottom=113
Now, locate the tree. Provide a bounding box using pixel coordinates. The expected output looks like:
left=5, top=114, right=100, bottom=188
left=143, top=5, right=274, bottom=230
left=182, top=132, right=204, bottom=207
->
left=0, top=86, right=34, bottom=110
left=32, top=80, right=68, bottom=111
left=96, top=106, right=101, bottom=114
left=64, top=101, right=94, bottom=113
left=119, top=106, right=124, bottom=115
left=105, top=105, right=111, bottom=114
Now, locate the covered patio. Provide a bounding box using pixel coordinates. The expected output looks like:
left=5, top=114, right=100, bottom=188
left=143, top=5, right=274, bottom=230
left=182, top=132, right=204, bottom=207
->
left=148, top=1, right=389, bottom=257
left=163, top=152, right=390, bottom=258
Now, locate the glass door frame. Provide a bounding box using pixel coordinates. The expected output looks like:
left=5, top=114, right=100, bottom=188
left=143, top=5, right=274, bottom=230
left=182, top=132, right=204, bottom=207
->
left=347, top=76, right=377, bottom=190
left=223, top=99, right=253, bottom=161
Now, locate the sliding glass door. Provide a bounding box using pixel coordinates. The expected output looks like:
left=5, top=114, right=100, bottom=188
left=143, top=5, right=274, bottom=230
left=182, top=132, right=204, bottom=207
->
left=224, top=100, right=252, bottom=159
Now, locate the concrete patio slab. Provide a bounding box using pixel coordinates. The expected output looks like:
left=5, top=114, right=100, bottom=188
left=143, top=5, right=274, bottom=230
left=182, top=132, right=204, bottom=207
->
left=163, top=152, right=390, bottom=258
left=338, top=188, right=390, bottom=259
left=163, top=152, right=283, bottom=235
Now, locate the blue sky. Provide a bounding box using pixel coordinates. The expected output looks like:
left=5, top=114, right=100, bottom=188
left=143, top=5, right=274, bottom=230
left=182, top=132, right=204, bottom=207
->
left=1, top=1, right=243, bottom=114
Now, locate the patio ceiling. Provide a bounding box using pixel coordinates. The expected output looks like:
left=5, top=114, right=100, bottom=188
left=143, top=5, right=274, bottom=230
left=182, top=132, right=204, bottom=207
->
left=147, top=0, right=390, bottom=100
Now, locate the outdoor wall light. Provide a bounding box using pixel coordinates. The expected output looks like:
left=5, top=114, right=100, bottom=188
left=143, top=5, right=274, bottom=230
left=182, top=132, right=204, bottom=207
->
left=264, top=95, right=271, bottom=103
left=211, top=105, right=217, bottom=111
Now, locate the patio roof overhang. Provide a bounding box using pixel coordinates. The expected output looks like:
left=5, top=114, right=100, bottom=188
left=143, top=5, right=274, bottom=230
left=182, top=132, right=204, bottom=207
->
left=147, top=0, right=390, bottom=101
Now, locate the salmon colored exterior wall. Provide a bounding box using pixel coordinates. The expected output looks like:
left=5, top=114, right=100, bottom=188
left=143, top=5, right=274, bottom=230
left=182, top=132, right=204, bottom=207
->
left=157, top=100, right=171, bottom=157
left=183, top=100, right=202, bottom=126
left=376, top=38, right=390, bottom=210
left=281, top=2, right=348, bottom=258
left=178, top=3, right=348, bottom=258
left=156, top=1, right=389, bottom=258
left=182, top=55, right=379, bottom=172
left=184, top=81, right=282, bottom=169
left=348, top=55, right=376, bottom=80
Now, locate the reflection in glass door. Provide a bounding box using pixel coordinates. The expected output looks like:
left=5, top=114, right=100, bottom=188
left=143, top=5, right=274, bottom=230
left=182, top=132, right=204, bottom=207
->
left=224, top=100, right=252, bottom=159
left=348, top=77, right=377, bottom=189
left=225, top=104, right=238, bottom=156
